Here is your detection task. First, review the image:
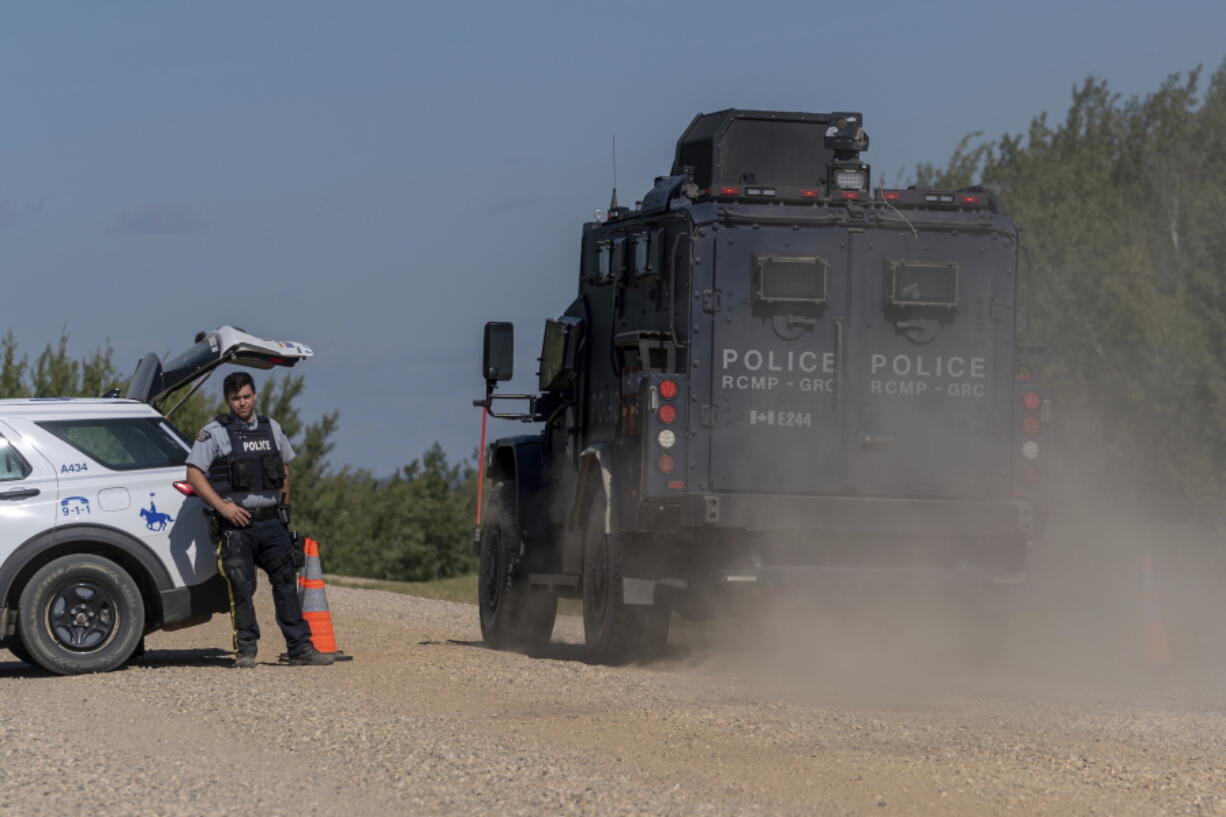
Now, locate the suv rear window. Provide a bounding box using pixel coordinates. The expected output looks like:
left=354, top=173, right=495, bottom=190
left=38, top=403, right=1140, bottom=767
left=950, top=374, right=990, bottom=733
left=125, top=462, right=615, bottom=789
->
left=0, top=435, right=31, bottom=481
left=37, top=418, right=189, bottom=471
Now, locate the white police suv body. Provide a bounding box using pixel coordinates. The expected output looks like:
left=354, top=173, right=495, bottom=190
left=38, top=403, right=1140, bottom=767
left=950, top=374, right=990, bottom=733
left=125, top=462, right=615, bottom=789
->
left=0, top=326, right=311, bottom=675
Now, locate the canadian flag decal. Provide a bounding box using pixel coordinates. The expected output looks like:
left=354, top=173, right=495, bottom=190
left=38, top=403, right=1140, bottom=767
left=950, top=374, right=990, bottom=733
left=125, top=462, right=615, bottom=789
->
left=749, top=410, right=774, bottom=426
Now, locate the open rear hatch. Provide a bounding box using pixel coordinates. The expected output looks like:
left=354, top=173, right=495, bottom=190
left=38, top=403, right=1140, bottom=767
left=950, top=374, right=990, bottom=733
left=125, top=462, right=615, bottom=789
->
left=127, top=325, right=313, bottom=406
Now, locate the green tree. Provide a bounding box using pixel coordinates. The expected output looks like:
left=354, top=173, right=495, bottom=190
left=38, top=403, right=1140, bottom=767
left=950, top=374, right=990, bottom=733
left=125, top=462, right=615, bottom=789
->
left=0, top=330, right=122, bottom=399
left=0, top=332, right=28, bottom=398
left=919, top=61, right=1226, bottom=502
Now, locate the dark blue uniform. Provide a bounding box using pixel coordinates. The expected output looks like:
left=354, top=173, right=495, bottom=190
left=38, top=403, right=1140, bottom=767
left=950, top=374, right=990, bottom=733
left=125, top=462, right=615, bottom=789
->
left=187, top=414, right=311, bottom=659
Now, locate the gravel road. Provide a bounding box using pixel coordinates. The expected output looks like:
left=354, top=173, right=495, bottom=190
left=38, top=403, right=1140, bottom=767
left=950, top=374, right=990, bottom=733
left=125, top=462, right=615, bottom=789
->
left=2, top=581, right=1224, bottom=817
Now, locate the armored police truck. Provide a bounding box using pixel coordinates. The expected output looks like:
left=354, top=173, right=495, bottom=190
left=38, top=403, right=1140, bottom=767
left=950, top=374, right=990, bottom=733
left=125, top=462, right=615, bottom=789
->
left=476, top=109, right=1047, bottom=663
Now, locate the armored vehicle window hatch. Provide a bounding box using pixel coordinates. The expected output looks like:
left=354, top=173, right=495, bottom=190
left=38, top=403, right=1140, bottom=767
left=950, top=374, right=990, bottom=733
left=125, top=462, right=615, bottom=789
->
left=611, top=237, right=628, bottom=283
left=594, top=239, right=612, bottom=283
left=886, top=261, right=960, bottom=309
left=753, top=255, right=828, bottom=305
left=632, top=230, right=664, bottom=278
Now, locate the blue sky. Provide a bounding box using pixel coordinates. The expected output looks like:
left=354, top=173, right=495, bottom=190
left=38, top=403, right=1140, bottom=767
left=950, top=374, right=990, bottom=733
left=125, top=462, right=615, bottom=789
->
left=3, top=1, right=1224, bottom=473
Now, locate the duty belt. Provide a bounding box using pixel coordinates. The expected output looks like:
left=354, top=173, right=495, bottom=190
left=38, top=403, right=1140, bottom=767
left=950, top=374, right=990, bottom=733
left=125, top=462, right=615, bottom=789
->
left=220, top=506, right=281, bottom=525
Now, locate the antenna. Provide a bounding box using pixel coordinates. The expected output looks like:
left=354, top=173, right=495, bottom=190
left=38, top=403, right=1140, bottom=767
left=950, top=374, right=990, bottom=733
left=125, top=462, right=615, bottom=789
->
left=609, top=134, right=619, bottom=211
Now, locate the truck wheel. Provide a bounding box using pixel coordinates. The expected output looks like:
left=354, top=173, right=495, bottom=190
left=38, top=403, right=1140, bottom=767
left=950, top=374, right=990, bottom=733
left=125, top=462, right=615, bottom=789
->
left=17, top=554, right=145, bottom=676
left=581, top=488, right=670, bottom=664
left=478, top=484, right=557, bottom=652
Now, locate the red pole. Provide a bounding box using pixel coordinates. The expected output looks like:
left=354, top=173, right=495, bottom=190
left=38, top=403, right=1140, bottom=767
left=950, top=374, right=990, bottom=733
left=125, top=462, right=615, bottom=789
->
left=474, top=405, right=489, bottom=526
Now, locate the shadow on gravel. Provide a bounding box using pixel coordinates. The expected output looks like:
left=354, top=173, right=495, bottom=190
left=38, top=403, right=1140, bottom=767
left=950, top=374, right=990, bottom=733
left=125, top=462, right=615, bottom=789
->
left=433, top=638, right=694, bottom=666
left=131, top=647, right=233, bottom=669
left=0, top=657, right=52, bottom=677
left=0, top=647, right=233, bottom=677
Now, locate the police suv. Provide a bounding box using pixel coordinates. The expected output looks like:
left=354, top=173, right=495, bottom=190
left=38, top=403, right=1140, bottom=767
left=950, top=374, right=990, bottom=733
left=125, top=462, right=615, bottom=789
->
left=0, top=326, right=311, bottom=674
left=477, top=110, right=1048, bottom=663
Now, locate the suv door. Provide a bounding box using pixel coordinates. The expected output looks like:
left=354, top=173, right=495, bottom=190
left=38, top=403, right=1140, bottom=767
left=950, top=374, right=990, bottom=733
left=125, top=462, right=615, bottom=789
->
left=0, top=420, right=60, bottom=547
left=30, top=415, right=213, bottom=588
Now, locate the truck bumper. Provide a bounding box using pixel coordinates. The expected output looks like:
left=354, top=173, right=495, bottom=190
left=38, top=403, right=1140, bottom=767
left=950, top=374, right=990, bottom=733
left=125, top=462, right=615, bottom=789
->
left=677, top=493, right=1037, bottom=538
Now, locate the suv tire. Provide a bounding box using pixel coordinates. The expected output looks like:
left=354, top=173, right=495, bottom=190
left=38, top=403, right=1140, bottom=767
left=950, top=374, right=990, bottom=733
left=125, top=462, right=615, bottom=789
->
left=478, top=483, right=557, bottom=652
left=17, top=554, right=146, bottom=676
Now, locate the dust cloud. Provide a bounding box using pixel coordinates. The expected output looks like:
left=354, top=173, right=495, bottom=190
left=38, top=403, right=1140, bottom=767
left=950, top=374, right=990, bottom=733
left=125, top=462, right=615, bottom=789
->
left=656, top=451, right=1226, bottom=708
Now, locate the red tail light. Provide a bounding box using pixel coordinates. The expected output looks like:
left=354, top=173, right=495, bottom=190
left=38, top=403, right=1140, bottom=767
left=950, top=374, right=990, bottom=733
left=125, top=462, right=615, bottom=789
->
left=799, top=189, right=820, bottom=198
left=657, top=404, right=677, bottom=424
left=173, top=481, right=196, bottom=496
left=883, top=191, right=902, bottom=201
left=1022, top=416, right=1041, bottom=435
left=1022, top=391, right=1041, bottom=412
left=658, top=379, right=679, bottom=400
left=718, top=186, right=740, bottom=196
left=656, top=453, right=675, bottom=474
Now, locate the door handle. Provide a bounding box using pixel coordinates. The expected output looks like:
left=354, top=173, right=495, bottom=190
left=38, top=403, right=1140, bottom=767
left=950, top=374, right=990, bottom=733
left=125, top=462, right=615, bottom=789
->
left=0, top=488, right=39, bottom=500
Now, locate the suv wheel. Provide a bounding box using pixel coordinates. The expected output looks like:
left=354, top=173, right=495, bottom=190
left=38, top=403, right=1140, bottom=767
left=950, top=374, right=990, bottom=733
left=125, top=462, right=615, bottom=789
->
left=17, top=554, right=145, bottom=675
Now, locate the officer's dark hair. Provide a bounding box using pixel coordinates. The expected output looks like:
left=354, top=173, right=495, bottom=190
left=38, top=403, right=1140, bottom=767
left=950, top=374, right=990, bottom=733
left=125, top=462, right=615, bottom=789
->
left=223, top=371, right=256, bottom=397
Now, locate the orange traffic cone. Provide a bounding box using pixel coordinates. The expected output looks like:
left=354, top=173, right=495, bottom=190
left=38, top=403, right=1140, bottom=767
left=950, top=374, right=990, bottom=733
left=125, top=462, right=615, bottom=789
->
left=1139, top=554, right=1172, bottom=666
left=298, top=537, right=339, bottom=655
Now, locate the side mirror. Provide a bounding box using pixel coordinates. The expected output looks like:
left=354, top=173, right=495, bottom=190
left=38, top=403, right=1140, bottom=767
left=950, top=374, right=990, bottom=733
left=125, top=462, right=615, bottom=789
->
left=483, top=322, right=514, bottom=383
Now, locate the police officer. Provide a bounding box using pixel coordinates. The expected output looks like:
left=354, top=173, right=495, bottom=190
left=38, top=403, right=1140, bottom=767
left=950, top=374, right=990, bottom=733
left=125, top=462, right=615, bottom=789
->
left=185, top=371, right=333, bottom=668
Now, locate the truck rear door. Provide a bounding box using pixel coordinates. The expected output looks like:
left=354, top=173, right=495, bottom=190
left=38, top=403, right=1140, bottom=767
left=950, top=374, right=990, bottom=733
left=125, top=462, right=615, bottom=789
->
left=708, top=225, right=846, bottom=494
left=842, top=229, right=1014, bottom=499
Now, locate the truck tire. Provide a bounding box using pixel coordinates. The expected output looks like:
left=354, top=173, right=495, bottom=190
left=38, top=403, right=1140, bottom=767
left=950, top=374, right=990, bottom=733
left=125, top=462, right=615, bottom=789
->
left=478, top=484, right=557, bottom=652
left=581, top=487, right=670, bottom=664
left=17, top=554, right=146, bottom=676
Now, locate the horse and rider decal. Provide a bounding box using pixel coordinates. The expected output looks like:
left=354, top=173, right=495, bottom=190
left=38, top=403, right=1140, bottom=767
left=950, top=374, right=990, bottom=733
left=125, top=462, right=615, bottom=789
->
left=140, top=494, right=175, bottom=531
